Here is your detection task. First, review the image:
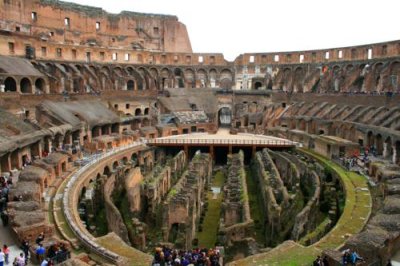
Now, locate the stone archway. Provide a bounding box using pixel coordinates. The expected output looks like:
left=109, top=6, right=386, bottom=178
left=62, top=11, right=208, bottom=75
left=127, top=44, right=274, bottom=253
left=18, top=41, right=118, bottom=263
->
left=127, top=80, right=135, bottom=91
left=218, top=105, right=232, bottom=127
left=20, top=78, right=32, bottom=93
left=35, top=78, right=46, bottom=93
left=254, top=81, right=262, bottom=90
left=4, top=77, right=17, bottom=92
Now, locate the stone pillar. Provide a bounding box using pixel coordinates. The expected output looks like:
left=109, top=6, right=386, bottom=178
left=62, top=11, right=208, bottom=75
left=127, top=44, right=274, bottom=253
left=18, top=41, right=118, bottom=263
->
left=228, top=145, right=232, bottom=155
left=383, top=142, right=388, bottom=158
left=393, top=146, right=397, bottom=165
left=184, top=145, right=189, bottom=158
left=210, top=145, right=214, bottom=161
left=0, top=153, right=11, bottom=173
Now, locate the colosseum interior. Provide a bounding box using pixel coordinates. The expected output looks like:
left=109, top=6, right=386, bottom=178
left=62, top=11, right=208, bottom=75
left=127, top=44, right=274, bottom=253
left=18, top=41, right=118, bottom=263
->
left=0, top=0, right=399, bottom=265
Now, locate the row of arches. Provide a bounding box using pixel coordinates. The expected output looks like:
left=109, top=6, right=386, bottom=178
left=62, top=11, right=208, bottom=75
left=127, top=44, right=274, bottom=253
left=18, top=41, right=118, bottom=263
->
left=3, top=76, right=47, bottom=93
left=268, top=60, right=400, bottom=94
left=29, top=61, right=235, bottom=94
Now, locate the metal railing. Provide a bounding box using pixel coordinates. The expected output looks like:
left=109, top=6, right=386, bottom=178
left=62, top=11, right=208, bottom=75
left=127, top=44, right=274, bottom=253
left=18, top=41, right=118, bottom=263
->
left=148, top=138, right=295, bottom=146
left=62, top=140, right=146, bottom=264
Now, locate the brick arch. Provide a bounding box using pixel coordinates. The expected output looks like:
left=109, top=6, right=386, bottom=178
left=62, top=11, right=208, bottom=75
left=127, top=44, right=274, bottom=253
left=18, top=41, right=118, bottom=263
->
left=20, top=77, right=33, bottom=93
left=4, top=76, right=17, bottom=92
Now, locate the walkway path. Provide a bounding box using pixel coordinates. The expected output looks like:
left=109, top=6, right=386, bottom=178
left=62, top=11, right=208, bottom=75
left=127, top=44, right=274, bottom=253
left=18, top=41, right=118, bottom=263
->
left=196, top=171, right=225, bottom=247
left=0, top=219, right=28, bottom=265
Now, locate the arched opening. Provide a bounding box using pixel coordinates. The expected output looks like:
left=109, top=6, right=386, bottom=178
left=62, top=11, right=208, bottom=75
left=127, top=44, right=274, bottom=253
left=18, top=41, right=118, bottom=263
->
left=35, top=78, right=46, bottom=93
left=127, top=80, right=135, bottom=90
left=376, top=134, right=383, bottom=155
left=174, top=68, right=184, bottom=88
left=218, top=107, right=232, bottom=127
left=4, top=77, right=17, bottom=92
left=144, top=107, right=149, bottom=115
left=254, top=82, right=262, bottom=90
left=135, top=108, right=142, bottom=116
left=131, top=153, right=138, bottom=167
left=385, top=136, right=393, bottom=159
left=319, top=129, right=325, bottom=135
left=103, top=166, right=111, bottom=177
left=367, top=131, right=374, bottom=148
left=20, top=78, right=32, bottom=93
left=112, top=161, right=119, bottom=170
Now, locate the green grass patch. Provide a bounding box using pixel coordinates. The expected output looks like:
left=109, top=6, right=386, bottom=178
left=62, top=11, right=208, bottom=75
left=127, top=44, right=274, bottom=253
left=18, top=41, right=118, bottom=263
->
left=229, top=149, right=371, bottom=266
left=196, top=171, right=225, bottom=248
left=246, top=167, right=266, bottom=246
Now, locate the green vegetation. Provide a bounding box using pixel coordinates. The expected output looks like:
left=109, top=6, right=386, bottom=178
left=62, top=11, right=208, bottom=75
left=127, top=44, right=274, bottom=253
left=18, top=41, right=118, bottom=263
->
left=196, top=171, right=225, bottom=248
left=299, top=216, right=330, bottom=246
left=96, top=234, right=153, bottom=266
left=232, top=149, right=371, bottom=266
left=94, top=208, right=109, bottom=236
left=246, top=167, right=266, bottom=245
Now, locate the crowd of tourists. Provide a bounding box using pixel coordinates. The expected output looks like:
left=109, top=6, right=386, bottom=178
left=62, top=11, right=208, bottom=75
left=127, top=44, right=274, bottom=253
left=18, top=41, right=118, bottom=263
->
left=152, top=246, right=221, bottom=266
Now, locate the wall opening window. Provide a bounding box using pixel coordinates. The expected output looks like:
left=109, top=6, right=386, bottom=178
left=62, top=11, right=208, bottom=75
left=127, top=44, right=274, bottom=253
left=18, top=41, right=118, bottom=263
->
left=382, top=45, right=387, bottom=56
left=210, top=56, right=215, bottom=64
left=325, top=51, right=330, bottom=60
left=126, top=104, right=130, bottom=109
left=125, top=53, right=130, bottom=61
left=186, top=55, right=191, bottom=64
left=8, top=42, right=14, bottom=54
left=249, top=55, right=255, bottom=63
left=338, top=50, right=343, bottom=59
left=72, top=49, right=77, bottom=59
left=31, top=12, right=37, bottom=21
left=86, top=52, right=91, bottom=62
left=153, top=27, right=159, bottom=35
left=49, top=31, right=54, bottom=37
left=161, top=55, right=166, bottom=64
left=299, top=54, right=304, bottom=63
left=351, top=49, right=357, bottom=59
left=261, top=55, right=267, bottom=63
left=311, top=52, right=316, bottom=62
left=367, top=48, right=373, bottom=59
left=198, top=56, right=204, bottom=63
left=56, top=48, right=62, bottom=58
left=112, top=53, right=118, bottom=61
left=173, top=55, right=179, bottom=62
left=286, top=54, right=291, bottom=62
left=15, top=26, right=20, bottom=32
left=41, top=47, right=47, bottom=57
left=64, top=17, right=70, bottom=27
left=99, top=52, right=105, bottom=61
left=137, top=54, right=142, bottom=63
left=274, top=55, right=279, bottom=62
left=96, top=22, right=100, bottom=30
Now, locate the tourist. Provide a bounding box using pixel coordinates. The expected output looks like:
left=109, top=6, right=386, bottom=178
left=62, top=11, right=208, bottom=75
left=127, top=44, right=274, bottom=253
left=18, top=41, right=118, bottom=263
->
left=322, top=256, right=329, bottom=266
left=13, top=253, right=25, bottom=266
left=39, top=258, right=48, bottom=266
left=35, top=244, right=45, bottom=262
left=0, top=248, right=5, bottom=266
left=350, top=251, right=364, bottom=264
left=341, top=249, right=352, bottom=265
left=313, top=256, right=322, bottom=265
left=21, top=239, right=29, bottom=265
left=35, top=233, right=45, bottom=245
left=387, top=259, right=393, bottom=266
left=3, top=245, right=9, bottom=265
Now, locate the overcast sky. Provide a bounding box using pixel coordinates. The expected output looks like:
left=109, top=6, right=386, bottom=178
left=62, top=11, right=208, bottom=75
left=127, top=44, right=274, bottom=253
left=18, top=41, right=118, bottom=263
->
left=68, top=0, right=399, bottom=61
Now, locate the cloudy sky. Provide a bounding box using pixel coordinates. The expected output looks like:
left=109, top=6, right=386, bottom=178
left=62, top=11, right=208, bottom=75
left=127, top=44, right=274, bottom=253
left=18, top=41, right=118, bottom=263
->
left=68, top=0, right=399, bottom=61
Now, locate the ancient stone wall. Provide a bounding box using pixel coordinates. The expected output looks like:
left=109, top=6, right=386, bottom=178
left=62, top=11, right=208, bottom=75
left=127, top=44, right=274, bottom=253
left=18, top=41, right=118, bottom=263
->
left=162, top=152, right=212, bottom=249
left=103, top=169, right=130, bottom=244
